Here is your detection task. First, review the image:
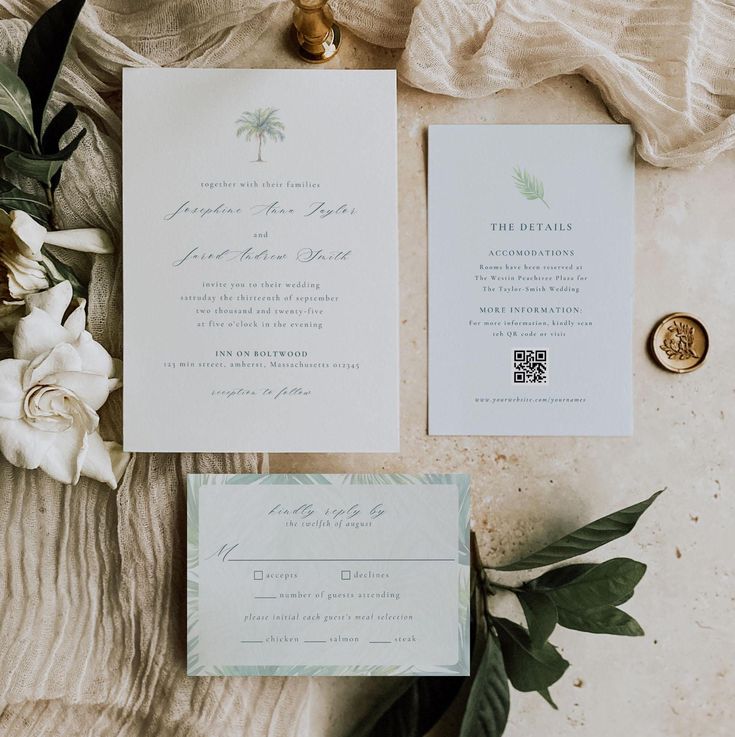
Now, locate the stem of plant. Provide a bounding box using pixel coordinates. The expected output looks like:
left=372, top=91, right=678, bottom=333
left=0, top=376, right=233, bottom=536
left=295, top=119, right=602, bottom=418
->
left=481, top=570, right=521, bottom=594
left=43, top=185, right=57, bottom=229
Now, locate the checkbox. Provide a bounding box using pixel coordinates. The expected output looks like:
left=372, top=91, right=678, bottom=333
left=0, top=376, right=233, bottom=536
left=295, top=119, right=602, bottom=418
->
left=253, top=570, right=263, bottom=581
left=341, top=570, right=351, bottom=581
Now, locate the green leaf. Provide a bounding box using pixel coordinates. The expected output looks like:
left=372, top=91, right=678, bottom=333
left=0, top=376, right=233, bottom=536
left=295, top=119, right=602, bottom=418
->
left=515, top=590, right=558, bottom=649
left=40, top=246, right=86, bottom=298
left=0, top=62, right=35, bottom=136
left=41, top=103, right=84, bottom=191
left=538, top=688, right=558, bottom=710
left=541, top=558, right=646, bottom=612
left=0, top=177, right=50, bottom=223
left=348, top=676, right=466, bottom=737
left=526, top=562, right=636, bottom=607
left=612, top=589, right=634, bottom=607
left=526, top=564, right=596, bottom=589
left=493, top=490, right=664, bottom=571
left=52, top=126, right=85, bottom=191
left=460, top=634, right=510, bottom=737
left=557, top=606, right=644, bottom=637
left=41, top=102, right=77, bottom=152
left=7, top=107, right=86, bottom=192
left=54, top=126, right=84, bottom=160
left=493, top=617, right=569, bottom=694
left=18, top=0, right=86, bottom=135
left=3, top=126, right=82, bottom=189
left=0, top=109, right=35, bottom=155
left=4, top=150, right=63, bottom=186
left=512, top=166, right=549, bottom=209
left=524, top=560, right=646, bottom=637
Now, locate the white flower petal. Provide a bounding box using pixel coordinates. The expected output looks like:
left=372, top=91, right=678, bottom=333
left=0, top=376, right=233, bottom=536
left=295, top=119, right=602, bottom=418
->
left=24, top=280, right=72, bottom=322
left=0, top=358, right=27, bottom=419
left=62, top=299, right=87, bottom=339
left=105, top=441, right=130, bottom=486
left=10, top=210, right=47, bottom=259
left=43, top=371, right=111, bottom=411
left=14, top=307, right=71, bottom=362
left=8, top=269, right=48, bottom=298
left=3, top=251, right=49, bottom=297
left=0, top=415, right=58, bottom=470
left=23, top=343, right=82, bottom=387
left=80, top=431, right=117, bottom=488
left=44, top=228, right=114, bottom=255
left=0, top=358, right=26, bottom=394
left=38, top=423, right=87, bottom=485
left=38, top=254, right=65, bottom=283
left=72, top=331, right=115, bottom=377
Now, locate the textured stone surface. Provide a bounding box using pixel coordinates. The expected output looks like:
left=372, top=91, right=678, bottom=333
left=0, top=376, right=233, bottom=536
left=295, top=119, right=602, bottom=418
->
left=238, top=16, right=734, bottom=737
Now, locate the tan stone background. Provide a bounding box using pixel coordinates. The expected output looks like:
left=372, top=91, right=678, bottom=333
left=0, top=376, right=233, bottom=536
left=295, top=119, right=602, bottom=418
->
left=240, top=16, right=733, bottom=737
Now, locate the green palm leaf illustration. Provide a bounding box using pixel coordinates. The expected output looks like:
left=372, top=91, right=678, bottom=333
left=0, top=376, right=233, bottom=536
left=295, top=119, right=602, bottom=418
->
left=512, top=167, right=550, bottom=209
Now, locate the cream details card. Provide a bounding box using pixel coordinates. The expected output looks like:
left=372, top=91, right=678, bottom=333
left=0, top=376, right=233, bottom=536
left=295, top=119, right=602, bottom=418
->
left=429, top=125, right=635, bottom=436
left=123, top=70, right=398, bottom=452
left=187, top=474, right=470, bottom=676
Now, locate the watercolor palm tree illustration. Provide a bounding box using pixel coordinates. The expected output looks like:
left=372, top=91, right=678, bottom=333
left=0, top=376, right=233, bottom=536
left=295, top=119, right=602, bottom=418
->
left=513, top=166, right=550, bottom=208
left=235, top=107, right=285, bottom=162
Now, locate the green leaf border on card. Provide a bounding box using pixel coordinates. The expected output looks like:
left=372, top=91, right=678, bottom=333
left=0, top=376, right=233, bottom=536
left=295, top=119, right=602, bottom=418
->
left=186, top=473, right=471, bottom=677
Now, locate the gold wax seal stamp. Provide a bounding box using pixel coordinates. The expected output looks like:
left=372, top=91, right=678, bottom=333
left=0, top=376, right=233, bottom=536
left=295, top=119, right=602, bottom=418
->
left=649, top=313, right=709, bottom=373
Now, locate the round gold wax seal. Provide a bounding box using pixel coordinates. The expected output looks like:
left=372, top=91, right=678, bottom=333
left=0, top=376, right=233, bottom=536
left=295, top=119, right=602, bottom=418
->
left=649, top=313, right=709, bottom=373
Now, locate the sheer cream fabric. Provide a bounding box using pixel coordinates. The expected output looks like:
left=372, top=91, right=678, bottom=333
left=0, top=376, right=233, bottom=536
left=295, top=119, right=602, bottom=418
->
left=0, top=1, right=733, bottom=735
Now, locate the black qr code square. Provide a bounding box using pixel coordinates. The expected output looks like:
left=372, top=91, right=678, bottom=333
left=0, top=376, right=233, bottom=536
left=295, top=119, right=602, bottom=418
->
left=513, top=350, right=548, bottom=384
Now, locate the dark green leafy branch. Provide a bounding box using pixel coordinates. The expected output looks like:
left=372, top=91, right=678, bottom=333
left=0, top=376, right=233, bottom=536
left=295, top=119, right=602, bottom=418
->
left=350, top=490, right=663, bottom=737
left=0, top=0, right=86, bottom=227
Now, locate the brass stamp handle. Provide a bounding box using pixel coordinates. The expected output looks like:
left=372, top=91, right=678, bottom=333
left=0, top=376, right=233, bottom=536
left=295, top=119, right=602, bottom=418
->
left=290, top=0, right=341, bottom=63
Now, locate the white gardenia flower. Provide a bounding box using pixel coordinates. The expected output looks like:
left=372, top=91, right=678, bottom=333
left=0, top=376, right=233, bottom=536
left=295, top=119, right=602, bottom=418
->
left=0, top=281, right=127, bottom=488
left=0, top=210, right=114, bottom=331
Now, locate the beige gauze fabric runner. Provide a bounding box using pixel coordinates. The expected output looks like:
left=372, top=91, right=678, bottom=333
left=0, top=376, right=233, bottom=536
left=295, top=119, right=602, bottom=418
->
left=0, top=1, right=733, bottom=735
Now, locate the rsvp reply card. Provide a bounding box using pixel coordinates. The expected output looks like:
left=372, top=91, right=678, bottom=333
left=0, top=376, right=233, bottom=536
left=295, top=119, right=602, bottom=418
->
left=123, top=70, right=398, bottom=452
left=429, top=125, right=635, bottom=436
left=187, top=474, right=470, bottom=676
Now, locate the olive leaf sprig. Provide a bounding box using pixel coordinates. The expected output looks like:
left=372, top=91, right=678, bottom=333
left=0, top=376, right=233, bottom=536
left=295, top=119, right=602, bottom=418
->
left=352, top=490, right=663, bottom=737
left=0, top=0, right=86, bottom=228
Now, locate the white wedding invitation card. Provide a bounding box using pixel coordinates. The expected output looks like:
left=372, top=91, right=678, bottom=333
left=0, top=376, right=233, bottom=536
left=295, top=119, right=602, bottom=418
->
left=123, top=69, right=398, bottom=452
left=187, top=474, right=470, bottom=676
left=429, top=125, right=635, bottom=436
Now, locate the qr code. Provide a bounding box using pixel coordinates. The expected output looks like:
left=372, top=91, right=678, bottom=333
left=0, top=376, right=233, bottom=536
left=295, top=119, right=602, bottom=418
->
left=514, top=349, right=548, bottom=384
